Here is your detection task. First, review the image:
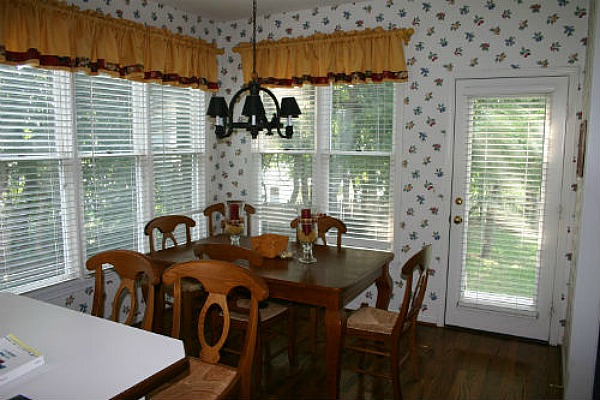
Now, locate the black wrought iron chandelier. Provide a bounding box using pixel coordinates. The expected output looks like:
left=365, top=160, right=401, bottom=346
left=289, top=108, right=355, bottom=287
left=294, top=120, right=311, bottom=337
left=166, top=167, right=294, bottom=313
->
left=207, top=0, right=301, bottom=140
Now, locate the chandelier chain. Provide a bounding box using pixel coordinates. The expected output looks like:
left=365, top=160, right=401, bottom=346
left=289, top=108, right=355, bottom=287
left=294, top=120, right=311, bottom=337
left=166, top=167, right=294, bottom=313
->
left=252, top=0, right=257, bottom=78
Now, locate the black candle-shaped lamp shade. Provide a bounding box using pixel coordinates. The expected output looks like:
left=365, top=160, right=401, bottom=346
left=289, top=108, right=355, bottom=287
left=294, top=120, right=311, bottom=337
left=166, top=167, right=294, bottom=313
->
left=280, top=96, right=301, bottom=138
left=207, top=96, right=228, bottom=118
left=207, top=96, right=229, bottom=138
left=242, top=94, right=266, bottom=126
left=281, top=97, right=301, bottom=119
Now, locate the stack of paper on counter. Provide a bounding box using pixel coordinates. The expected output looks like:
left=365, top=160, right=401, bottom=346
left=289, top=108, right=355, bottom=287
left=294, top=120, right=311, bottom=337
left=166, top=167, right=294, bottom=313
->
left=0, top=334, right=45, bottom=386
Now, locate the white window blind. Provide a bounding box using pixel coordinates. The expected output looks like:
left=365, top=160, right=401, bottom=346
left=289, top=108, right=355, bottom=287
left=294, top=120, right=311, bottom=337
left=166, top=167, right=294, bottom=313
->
left=149, top=83, right=206, bottom=240
left=0, top=65, right=78, bottom=291
left=254, top=83, right=397, bottom=248
left=255, top=86, right=316, bottom=236
left=76, top=74, right=145, bottom=255
left=461, top=94, right=549, bottom=313
left=0, top=65, right=207, bottom=293
left=328, top=84, right=395, bottom=245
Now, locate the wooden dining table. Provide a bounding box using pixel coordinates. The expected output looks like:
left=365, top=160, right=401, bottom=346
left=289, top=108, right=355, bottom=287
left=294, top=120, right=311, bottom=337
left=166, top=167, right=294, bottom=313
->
left=149, top=234, right=394, bottom=400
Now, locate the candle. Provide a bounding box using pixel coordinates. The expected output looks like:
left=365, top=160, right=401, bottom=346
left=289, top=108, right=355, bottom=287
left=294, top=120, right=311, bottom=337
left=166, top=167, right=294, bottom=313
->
left=301, top=209, right=312, bottom=235
left=302, top=221, right=312, bottom=235
left=229, top=202, right=240, bottom=220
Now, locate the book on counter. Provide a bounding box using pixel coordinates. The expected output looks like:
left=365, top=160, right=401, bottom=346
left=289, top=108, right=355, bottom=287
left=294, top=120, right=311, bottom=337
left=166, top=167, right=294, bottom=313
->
left=0, top=334, right=45, bottom=386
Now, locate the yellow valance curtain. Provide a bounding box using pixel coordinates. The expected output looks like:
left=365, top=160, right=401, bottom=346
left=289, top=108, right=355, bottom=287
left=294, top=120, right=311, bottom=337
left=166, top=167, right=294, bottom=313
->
left=0, top=0, right=223, bottom=90
left=233, top=27, right=414, bottom=87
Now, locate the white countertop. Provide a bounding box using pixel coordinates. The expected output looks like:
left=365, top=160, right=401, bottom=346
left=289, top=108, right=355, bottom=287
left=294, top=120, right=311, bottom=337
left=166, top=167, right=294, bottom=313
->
left=0, top=292, right=186, bottom=400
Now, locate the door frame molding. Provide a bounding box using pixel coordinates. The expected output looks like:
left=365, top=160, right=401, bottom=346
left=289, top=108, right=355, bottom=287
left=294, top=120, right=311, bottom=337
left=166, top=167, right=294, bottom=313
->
left=444, top=67, right=580, bottom=345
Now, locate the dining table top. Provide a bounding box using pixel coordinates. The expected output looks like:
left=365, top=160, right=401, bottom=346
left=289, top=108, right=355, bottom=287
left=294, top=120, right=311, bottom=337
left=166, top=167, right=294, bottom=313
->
left=149, top=234, right=395, bottom=308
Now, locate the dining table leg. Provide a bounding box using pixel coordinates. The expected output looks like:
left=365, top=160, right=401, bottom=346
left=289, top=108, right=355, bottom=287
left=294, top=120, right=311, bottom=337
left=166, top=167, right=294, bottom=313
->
left=324, top=306, right=344, bottom=400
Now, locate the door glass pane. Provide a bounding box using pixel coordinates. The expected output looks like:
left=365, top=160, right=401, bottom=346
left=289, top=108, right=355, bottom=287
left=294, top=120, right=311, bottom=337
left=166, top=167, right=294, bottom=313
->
left=462, top=95, right=549, bottom=313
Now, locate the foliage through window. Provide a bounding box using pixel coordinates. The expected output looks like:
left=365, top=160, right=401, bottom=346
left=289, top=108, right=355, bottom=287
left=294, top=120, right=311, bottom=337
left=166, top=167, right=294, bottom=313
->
left=0, top=64, right=206, bottom=293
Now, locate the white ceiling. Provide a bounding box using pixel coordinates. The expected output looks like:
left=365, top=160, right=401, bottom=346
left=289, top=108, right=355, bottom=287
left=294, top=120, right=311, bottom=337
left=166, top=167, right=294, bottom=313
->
left=161, top=0, right=359, bottom=21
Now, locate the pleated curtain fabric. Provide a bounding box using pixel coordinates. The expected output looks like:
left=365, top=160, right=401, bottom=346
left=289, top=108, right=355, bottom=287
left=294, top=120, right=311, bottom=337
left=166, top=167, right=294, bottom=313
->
left=233, top=27, right=414, bottom=87
left=0, top=0, right=223, bottom=90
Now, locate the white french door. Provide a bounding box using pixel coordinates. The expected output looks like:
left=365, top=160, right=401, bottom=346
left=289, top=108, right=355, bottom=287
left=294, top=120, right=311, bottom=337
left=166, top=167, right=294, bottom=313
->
left=446, top=76, right=569, bottom=341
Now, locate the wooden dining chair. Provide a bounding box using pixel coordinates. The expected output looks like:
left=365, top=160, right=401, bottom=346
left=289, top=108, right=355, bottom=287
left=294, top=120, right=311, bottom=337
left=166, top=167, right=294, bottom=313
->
left=144, top=214, right=202, bottom=346
left=343, top=244, right=432, bottom=400
left=148, top=260, right=268, bottom=400
left=86, top=249, right=159, bottom=331
left=144, top=214, right=196, bottom=254
left=203, top=201, right=256, bottom=236
left=290, top=214, right=347, bottom=246
left=317, top=215, right=348, bottom=247
left=291, top=214, right=348, bottom=352
left=194, top=243, right=296, bottom=393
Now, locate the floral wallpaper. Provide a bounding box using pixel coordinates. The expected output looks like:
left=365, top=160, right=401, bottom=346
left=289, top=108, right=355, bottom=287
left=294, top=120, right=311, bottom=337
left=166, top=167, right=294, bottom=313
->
left=211, top=0, right=588, bottom=334
left=46, top=0, right=588, bottom=340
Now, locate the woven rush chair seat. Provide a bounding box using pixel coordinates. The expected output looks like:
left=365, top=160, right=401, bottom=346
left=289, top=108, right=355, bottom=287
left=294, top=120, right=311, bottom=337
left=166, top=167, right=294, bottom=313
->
left=150, top=358, right=237, bottom=400
left=346, top=306, right=404, bottom=336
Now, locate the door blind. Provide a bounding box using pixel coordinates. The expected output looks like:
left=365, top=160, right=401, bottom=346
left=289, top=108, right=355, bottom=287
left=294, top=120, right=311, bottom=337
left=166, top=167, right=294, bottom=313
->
left=461, top=94, right=550, bottom=313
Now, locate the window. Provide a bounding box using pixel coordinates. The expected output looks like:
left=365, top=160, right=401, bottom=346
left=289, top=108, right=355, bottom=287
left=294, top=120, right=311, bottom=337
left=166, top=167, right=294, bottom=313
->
left=253, top=83, right=399, bottom=250
left=0, top=65, right=206, bottom=293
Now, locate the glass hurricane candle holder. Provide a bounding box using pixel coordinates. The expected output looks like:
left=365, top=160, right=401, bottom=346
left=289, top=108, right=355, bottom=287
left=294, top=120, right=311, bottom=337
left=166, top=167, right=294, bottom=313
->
left=297, top=208, right=317, bottom=263
left=225, top=219, right=244, bottom=246
left=225, top=200, right=245, bottom=245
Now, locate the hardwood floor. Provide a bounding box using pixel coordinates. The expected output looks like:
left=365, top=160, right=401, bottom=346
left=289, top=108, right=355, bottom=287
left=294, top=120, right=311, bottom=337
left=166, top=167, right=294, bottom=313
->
left=168, top=304, right=563, bottom=399
left=256, top=306, right=563, bottom=400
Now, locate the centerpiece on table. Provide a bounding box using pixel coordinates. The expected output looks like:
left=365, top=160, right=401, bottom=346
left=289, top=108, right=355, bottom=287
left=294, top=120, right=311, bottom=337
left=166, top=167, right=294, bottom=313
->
left=224, top=201, right=245, bottom=246
left=297, top=207, right=318, bottom=263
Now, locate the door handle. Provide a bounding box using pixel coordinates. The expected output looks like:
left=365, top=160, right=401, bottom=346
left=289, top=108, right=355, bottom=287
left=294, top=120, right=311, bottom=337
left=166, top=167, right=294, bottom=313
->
left=453, top=215, right=463, bottom=224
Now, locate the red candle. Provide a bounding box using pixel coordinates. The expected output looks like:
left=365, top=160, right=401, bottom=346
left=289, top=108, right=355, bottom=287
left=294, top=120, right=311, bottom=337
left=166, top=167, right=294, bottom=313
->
left=229, top=202, right=240, bottom=220
left=301, top=209, right=312, bottom=235
left=302, top=221, right=312, bottom=235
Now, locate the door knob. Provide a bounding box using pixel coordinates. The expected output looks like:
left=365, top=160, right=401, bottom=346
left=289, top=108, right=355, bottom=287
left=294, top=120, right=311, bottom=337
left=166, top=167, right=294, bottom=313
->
left=455, top=197, right=463, bottom=205
left=453, top=216, right=463, bottom=224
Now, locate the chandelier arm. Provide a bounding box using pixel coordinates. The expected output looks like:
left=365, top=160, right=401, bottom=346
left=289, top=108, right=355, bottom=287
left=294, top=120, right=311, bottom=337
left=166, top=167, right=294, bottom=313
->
left=259, top=86, right=286, bottom=138
left=225, top=85, right=252, bottom=137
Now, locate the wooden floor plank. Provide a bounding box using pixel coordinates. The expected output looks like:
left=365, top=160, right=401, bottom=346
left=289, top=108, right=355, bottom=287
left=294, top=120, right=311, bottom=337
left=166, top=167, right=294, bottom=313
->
left=258, top=307, right=563, bottom=400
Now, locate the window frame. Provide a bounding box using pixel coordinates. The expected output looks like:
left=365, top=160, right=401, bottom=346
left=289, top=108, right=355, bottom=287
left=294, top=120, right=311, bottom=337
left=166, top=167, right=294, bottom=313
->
left=251, top=83, right=402, bottom=251
left=0, top=65, right=207, bottom=294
